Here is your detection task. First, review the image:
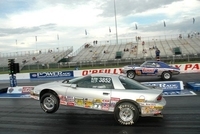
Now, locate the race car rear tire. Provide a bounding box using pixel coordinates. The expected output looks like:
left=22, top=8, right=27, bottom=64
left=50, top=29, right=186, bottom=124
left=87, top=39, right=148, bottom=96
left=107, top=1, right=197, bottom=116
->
left=114, top=102, right=139, bottom=125
left=40, top=92, right=59, bottom=113
left=127, top=71, right=136, bottom=79
left=161, top=71, right=172, bottom=80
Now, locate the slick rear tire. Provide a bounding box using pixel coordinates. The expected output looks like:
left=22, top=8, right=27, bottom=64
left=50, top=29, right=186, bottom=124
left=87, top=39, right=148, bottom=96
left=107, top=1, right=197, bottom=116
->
left=114, top=102, right=139, bottom=126
left=161, top=71, right=172, bottom=80
left=40, top=92, right=59, bottom=113
left=127, top=71, right=136, bottom=79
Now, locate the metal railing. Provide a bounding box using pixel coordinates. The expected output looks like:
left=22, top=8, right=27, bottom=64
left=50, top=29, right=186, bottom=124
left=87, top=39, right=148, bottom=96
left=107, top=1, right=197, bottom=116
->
left=0, top=54, right=199, bottom=73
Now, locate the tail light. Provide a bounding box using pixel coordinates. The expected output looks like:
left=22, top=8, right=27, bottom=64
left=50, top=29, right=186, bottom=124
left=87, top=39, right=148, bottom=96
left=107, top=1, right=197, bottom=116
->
left=157, top=94, right=162, bottom=101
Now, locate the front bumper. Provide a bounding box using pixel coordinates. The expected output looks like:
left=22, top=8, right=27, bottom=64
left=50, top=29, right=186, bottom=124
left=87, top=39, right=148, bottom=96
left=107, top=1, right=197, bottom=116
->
left=172, top=71, right=180, bottom=75
left=30, top=90, right=39, bottom=100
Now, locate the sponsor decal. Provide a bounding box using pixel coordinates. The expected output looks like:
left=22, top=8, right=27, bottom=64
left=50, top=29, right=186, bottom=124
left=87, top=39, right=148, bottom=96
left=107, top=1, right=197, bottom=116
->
left=67, top=102, right=75, bottom=106
left=84, top=98, right=93, bottom=108
left=93, top=99, right=102, bottom=109
left=101, top=99, right=110, bottom=110
left=109, top=97, right=120, bottom=111
left=136, top=99, right=145, bottom=102
left=59, top=95, right=67, bottom=105
left=141, top=106, right=160, bottom=114
left=74, top=97, right=84, bottom=107
left=22, top=86, right=34, bottom=93
left=142, top=68, right=156, bottom=73
left=111, top=97, right=120, bottom=102
left=136, top=95, right=146, bottom=103
left=66, top=96, right=75, bottom=106
left=30, top=71, right=74, bottom=79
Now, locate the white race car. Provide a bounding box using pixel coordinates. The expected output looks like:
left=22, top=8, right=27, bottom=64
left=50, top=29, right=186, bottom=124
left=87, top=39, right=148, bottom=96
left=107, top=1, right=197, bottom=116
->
left=30, top=73, right=166, bottom=125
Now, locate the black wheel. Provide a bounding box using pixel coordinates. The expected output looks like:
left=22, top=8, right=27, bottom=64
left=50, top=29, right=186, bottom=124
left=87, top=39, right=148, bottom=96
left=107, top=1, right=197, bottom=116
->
left=40, top=92, right=59, bottom=113
left=161, top=71, right=172, bottom=80
left=127, top=71, right=136, bottom=79
left=114, top=102, right=139, bottom=125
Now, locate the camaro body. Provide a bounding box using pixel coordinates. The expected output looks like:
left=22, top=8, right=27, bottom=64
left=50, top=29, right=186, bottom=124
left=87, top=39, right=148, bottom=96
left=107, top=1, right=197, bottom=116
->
left=31, top=73, right=166, bottom=116
left=121, top=61, right=180, bottom=77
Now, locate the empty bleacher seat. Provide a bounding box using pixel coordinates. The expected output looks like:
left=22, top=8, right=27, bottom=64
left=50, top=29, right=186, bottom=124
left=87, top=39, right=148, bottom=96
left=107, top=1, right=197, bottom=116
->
left=115, top=51, right=122, bottom=59
left=173, top=47, right=182, bottom=55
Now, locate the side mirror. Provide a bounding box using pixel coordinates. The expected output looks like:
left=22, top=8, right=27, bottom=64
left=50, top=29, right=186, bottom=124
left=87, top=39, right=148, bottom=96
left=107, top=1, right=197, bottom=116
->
left=71, top=84, right=77, bottom=88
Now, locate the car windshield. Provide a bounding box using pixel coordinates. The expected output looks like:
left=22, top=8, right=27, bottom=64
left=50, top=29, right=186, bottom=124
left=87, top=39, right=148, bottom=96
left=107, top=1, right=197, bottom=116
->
left=140, top=61, right=148, bottom=67
left=140, top=61, right=160, bottom=67
left=119, top=75, right=149, bottom=90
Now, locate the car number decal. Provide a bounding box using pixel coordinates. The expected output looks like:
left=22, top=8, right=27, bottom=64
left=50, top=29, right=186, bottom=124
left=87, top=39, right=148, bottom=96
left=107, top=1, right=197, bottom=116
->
left=91, top=77, right=112, bottom=83
left=99, top=77, right=111, bottom=83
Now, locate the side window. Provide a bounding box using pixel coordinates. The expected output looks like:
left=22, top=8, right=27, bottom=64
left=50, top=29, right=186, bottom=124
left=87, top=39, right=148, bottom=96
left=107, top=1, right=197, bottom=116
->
left=91, top=77, right=114, bottom=89
left=72, top=76, right=92, bottom=88
left=143, top=62, right=153, bottom=67
left=156, top=63, right=160, bottom=67
left=148, top=62, right=156, bottom=67
left=119, top=76, right=148, bottom=90
left=119, top=78, right=136, bottom=89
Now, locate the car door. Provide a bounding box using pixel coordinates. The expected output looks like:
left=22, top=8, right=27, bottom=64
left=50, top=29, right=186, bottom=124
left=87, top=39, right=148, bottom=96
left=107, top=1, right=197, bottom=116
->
left=141, top=62, right=158, bottom=76
left=66, top=75, right=113, bottom=111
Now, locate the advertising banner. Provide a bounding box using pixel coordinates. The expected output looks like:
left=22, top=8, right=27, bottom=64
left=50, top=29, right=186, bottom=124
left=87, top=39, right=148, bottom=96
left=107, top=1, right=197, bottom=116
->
left=0, top=63, right=199, bottom=81
left=7, top=86, right=34, bottom=94
left=30, top=71, right=74, bottom=79
left=74, top=68, right=122, bottom=77
left=141, top=81, right=184, bottom=91
left=172, top=63, right=200, bottom=73
left=162, top=90, right=196, bottom=96
left=75, top=63, right=200, bottom=77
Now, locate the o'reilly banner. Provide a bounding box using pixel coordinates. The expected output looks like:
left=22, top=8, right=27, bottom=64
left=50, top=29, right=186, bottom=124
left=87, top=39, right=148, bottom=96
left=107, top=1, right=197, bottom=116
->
left=30, top=71, right=74, bottom=79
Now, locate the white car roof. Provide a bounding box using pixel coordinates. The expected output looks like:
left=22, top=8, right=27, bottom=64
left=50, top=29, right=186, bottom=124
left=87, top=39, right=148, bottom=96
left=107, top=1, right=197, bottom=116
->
left=90, top=73, right=120, bottom=78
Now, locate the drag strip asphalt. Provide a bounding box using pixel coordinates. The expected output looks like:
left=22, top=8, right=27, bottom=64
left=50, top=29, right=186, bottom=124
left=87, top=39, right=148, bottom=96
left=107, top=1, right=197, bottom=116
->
left=0, top=73, right=200, bottom=134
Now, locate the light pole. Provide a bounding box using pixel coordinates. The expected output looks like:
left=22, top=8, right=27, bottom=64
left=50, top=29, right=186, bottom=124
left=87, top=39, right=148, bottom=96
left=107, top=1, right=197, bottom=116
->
left=35, top=36, right=37, bottom=51
left=114, top=0, right=118, bottom=45
left=15, top=40, right=18, bottom=53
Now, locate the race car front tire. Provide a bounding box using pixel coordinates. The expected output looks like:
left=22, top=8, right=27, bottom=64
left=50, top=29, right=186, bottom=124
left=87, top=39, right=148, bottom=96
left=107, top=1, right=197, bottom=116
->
left=127, top=71, right=136, bottom=79
left=161, top=71, right=172, bottom=80
left=40, top=92, right=59, bottom=113
left=114, top=102, right=139, bottom=125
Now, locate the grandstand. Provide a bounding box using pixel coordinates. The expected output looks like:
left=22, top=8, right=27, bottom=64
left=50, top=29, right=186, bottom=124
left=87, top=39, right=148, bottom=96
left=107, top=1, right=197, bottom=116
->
left=70, top=33, right=200, bottom=63
left=0, top=33, right=200, bottom=72
left=0, top=46, right=73, bottom=70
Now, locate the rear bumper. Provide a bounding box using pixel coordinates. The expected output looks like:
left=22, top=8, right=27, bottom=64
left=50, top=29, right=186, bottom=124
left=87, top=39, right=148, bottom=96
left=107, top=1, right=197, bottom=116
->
left=140, top=98, right=166, bottom=117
